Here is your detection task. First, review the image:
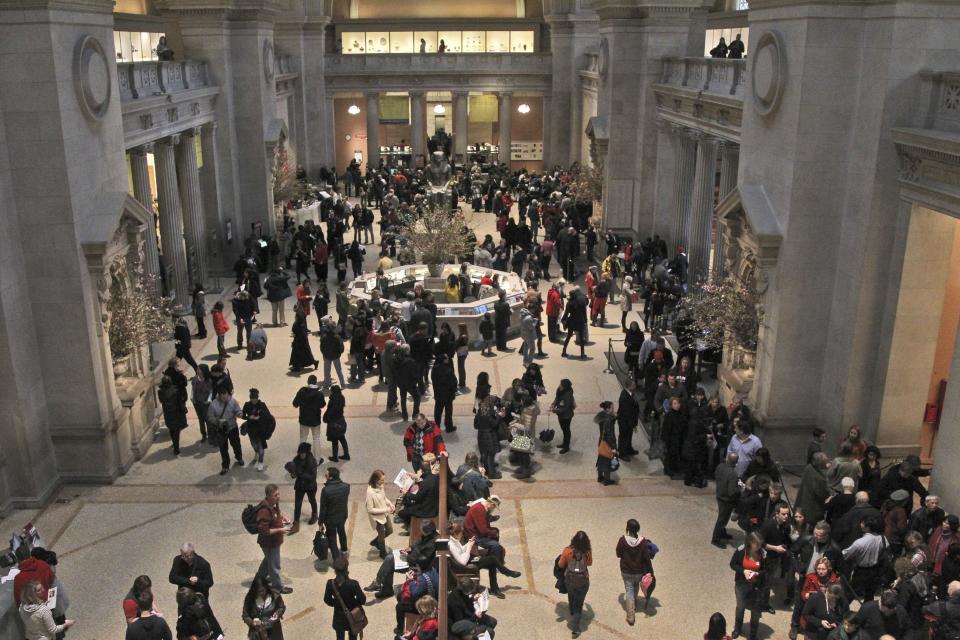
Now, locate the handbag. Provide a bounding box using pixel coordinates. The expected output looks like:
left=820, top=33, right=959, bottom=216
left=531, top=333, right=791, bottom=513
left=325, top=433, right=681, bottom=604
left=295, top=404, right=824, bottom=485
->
left=331, top=579, right=368, bottom=637
left=208, top=402, right=230, bottom=447
left=598, top=440, right=615, bottom=459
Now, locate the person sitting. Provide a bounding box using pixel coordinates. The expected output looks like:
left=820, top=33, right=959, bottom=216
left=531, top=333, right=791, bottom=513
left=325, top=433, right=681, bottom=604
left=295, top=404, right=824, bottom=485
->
left=453, top=453, right=492, bottom=502
left=364, top=521, right=438, bottom=600
left=447, top=576, right=497, bottom=638
left=402, top=595, right=439, bottom=639
left=397, top=453, right=441, bottom=529
left=394, top=566, right=439, bottom=636
left=446, top=522, right=520, bottom=599
left=463, top=497, right=504, bottom=560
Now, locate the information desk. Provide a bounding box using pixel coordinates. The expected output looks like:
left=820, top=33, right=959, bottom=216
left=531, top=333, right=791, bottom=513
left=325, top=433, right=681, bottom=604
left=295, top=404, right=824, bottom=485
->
left=349, top=265, right=527, bottom=347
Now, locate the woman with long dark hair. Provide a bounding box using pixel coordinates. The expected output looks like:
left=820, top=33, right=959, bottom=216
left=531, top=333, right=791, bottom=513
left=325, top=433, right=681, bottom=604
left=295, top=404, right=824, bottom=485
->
left=550, top=379, right=576, bottom=454
left=324, top=385, right=349, bottom=461
left=322, top=557, right=366, bottom=640
left=559, top=531, right=593, bottom=638
left=616, top=518, right=657, bottom=625
left=242, top=574, right=286, bottom=639
left=705, top=612, right=732, bottom=640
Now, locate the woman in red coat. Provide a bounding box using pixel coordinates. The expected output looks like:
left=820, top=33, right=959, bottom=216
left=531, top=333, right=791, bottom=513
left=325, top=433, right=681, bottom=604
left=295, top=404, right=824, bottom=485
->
left=211, top=301, right=229, bottom=359
left=928, top=515, right=960, bottom=578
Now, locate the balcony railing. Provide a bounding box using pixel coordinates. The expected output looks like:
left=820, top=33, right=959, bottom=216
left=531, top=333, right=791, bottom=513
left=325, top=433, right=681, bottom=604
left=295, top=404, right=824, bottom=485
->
left=117, top=60, right=211, bottom=101
left=324, top=52, right=552, bottom=75
left=660, top=57, right=746, bottom=99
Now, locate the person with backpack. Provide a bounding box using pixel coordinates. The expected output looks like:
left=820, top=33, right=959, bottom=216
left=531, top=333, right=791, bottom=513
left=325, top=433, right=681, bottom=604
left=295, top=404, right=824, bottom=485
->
left=322, top=557, right=366, bottom=640
left=924, top=580, right=960, bottom=640
left=892, top=556, right=930, bottom=639
left=558, top=531, right=592, bottom=638
left=254, top=484, right=293, bottom=594
left=242, top=388, right=276, bottom=472
left=616, top=518, right=657, bottom=625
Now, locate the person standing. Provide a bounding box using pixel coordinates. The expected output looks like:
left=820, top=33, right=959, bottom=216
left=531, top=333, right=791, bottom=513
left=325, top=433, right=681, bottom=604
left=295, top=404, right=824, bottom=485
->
left=287, top=442, right=318, bottom=533
left=168, top=542, right=214, bottom=604
left=551, top=379, right=576, bottom=454
left=233, top=290, right=255, bottom=350
left=561, top=286, right=587, bottom=359
left=19, top=580, right=76, bottom=640
left=595, top=401, right=618, bottom=485
left=403, top=413, right=448, bottom=473
left=712, top=453, right=742, bottom=548
left=559, top=531, right=592, bottom=638
left=546, top=281, right=564, bottom=342
left=157, top=375, right=188, bottom=456
left=241, top=575, right=285, bottom=640
left=263, top=268, right=292, bottom=327
left=727, top=421, right=763, bottom=478
left=192, top=287, right=207, bottom=339
left=289, top=308, right=319, bottom=372
left=207, top=388, right=245, bottom=474
left=365, top=470, right=394, bottom=559
left=242, top=388, right=275, bottom=472
left=730, top=532, right=766, bottom=640
left=431, top=354, right=458, bottom=433
left=616, top=519, right=658, bottom=625
left=318, top=467, right=351, bottom=560
left=455, top=323, right=470, bottom=392
left=494, top=291, right=511, bottom=351
left=124, top=591, right=169, bottom=640
left=617, top=380, right=641, bottom=460
left=255, top=484, right=293, bottom=594
left=211, top=301, right=229, bottom=359
left=324, top=385, right=350, bottom=461
left=292, top=375, right=326, bottom=463
left=320, top=322, right=347, bottom=388
left=322, top=557, right=367, bottom=640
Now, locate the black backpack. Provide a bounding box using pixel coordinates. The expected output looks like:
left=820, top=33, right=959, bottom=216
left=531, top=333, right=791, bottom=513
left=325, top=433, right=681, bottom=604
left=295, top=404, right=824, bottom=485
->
left=933, top=603, right=960, bottom=640
left=242, top=504, right=262, bottom=535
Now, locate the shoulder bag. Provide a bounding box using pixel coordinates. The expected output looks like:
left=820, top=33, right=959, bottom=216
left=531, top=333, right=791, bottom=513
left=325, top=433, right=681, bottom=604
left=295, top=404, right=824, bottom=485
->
left=331, top=579, right=368, bottom=637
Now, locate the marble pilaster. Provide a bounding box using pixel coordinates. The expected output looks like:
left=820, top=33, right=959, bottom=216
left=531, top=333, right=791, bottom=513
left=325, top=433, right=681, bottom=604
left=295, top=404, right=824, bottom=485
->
left=719, top=143, right=739, bottom=200
left=200, top=122, right=227, bottom=268
left=542, top=93, right=552, bottom=169
left=129, top=145, right=160, bottom=279
left=410, top=91, right=427, bottom=160
left=670, top=127, right=697, bottom=255
left=689, top=134, right=719, bottom=285
left=155, top=136, right=190, bottom=311
left=453, top=91, right=469, bottom=160
left=176, top=127, right=208, bottom=288
left=365, top=92, right=380, bottom=169
left=498, top=92, right=512, bottom=166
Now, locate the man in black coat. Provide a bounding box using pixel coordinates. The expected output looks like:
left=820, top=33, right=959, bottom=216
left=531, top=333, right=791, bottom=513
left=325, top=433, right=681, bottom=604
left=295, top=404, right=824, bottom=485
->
left=398, top=458, right=440, bottom=527
left=431, top=354, right=458, bottom=433
left=168, top=543, right=214, bottom=600
left=318, top=466, right=350, bottom=559
left=448, top=576, right=498, bottom=637
left=560, top=287, right=587, bottom=358
left=616, top=381, right=641, bottom=459
left=396, top=345, right=422, bottom=421
left=409, top=322, right=434, bottom=395
left=833, top=491, right=881, bottom=548
left=712, top=453, right=742, bottom=547
left=292, top=375, right=326, bottom=464
left=878, top=455, right=929, bottom=504
left=493, top=291, right=511, bottom=351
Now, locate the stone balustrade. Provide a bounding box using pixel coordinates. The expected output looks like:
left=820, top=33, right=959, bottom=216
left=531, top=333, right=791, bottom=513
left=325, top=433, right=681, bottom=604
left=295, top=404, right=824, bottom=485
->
left=117, top=60, right=212, bottom=101
left=325, top=52, right=552, bottom=76
left=660, top=56, right=746, bottom=99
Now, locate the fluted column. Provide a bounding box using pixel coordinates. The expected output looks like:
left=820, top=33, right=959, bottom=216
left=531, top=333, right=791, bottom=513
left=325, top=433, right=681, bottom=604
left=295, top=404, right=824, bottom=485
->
left=689, top=134, right=720, bottom=285
left=410, top=91, right=427, bottom=160
left=154, top=135, right=189, bottom=312
left=670, top=126, right=697, bottom=255
left=719, top=142, right=739, bottom=200
left=365, top=92, right=380, bottom=169
left=129, top=144, right=160, bottom=280
left=541, top=93, right=552, bottom=169
left=176, top=127, right=208, bottom=288
left=498, top=92, right=512, bottom=166
left=453, top=91, right=468, bottom=160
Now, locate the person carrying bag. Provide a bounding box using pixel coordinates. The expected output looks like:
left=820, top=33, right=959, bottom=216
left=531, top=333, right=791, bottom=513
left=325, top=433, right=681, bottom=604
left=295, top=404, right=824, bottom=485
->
left=323, top=557, right=367, bottom=640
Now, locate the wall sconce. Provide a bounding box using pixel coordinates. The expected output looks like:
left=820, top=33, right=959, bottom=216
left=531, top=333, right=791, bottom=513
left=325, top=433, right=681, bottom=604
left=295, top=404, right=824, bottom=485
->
left=433, top=104, right=446, bottom=114
left=348, top=104, right=361, bottom=115
left=517, top=103, right=531, bottom=114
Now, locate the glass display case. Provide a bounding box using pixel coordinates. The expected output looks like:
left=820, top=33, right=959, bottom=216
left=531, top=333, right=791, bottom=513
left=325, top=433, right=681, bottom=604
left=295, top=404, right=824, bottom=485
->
left=340, top=30, right=536, bottom=54
left=437, top=31, right=462, bottom=52
left=486, top=31, right=509, bottom=52
left=415, top=31, right=438, bottom=52
left=343, top=31, right=366, bottom=53
left=113, top=30, right=165, bottom=62
left=462, top=31, right=486, bottom=53
left=510, top=30, right=534, bottom=52
left=390, top=31, right=414, bottom=53
left=365, top=31, right=390, bottom=53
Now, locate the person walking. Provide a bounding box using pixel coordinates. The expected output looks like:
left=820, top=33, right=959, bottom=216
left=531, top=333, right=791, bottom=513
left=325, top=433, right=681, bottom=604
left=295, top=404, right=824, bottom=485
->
left=286, top=442, right=318, bottom=533
left=730, top=532, right=766, bottom=640
left=455, top=323, right=470, bottom=392
left=318, top=466, right=351, bottom=560
left=158, top=375, right=188, bottom=456
left=242, top=388, right=275, bottom=472
left=324, top=385, right=350, bottom=461
left=595, top=400, right=618, bottom=486
left=559, top=531, right=593, bottom=638
left=550, top=379, right=576, bottom=454
left=212, top=301, right=229, bottom=359
left=292, top=375, right=326, bottom=464
left=616, top=518, right=658, bottom=625
left=320, top=322, right=347, bottom=388
left=322, top=557, right=367, bottom=640
left=191, top=364, right=213, bottom=444
left=712, top=453, right=743, bottom=547
left=365, top=470, right=394, bottom=559
left=241, top=575, right=286, bottom=640
left=174, top=318, right=199, bottom=373
left=264, top=268, right=292, bottom=327
left=207, top=388, right=245, bottom=475
left=255, top=484, right=293, bottom=594
left=289, top=308, right=319, bottom=372
left=561, top=287, right=587, bottom=359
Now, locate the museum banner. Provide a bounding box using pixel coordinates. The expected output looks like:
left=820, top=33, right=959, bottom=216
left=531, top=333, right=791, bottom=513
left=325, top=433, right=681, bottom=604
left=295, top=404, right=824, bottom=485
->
left=379, top=95, right=410, bottom=124
left=469, top=95, right=498, bottom=123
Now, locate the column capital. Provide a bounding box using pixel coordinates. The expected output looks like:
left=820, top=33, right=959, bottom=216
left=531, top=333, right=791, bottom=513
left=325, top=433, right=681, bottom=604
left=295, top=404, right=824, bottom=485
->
left=160, top=134, right=181, bottom=147
left=131, top=142, right=154, bottom=156
left=452, top=90, right=469, bottom=98
left=409, top=90, right=425, bottom=98
left=498, top=91, right=513, bottom=99
left=204, top=121, right=218, bottom=134
left=365, top=91, right=380, bottom=101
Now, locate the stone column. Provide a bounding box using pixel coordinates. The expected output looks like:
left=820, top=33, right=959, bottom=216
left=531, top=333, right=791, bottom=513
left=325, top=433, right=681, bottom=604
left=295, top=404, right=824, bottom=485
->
left=453, top=91, right=469, bottom=161
left=365, top=92, right=380, bottom=169
left=930, top=318, right=960, bottom=511
left=176, top=127, right=208, bottom=288
left=200, top=122, right=226, bottom=270
left=410, top=91, right=427, bottom=160
left=154, top=135, right=190, bottom=312
left=719, top=142, right=739, bottom=200
left=498, top=92, right=512, bottom=166
left=324, top=93, right=337, bottom=171
left=688, top=134, right=719, bottom=285
left=670, top=127, right=697, bottom=254
left=542, top=93, right=552, bottom=169
left=129, top=145, right=160, bottom=279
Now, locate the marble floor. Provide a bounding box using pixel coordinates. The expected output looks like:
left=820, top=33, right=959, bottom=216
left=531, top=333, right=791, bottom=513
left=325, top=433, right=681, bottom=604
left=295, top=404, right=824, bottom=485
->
left=2, top=205, right=796, bottom=639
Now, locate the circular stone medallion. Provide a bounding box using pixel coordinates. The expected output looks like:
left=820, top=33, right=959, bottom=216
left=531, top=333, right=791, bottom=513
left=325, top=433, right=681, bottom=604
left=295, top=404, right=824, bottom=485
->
left=73, top=35, right=111, bottom=120
left=750, top=30, right=786, bottom=117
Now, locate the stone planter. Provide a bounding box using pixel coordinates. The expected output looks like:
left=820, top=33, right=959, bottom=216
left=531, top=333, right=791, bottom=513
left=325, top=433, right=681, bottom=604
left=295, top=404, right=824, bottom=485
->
left=426, top=263, right=443, bottom=277
left=112, top=355, right=131, bottom=378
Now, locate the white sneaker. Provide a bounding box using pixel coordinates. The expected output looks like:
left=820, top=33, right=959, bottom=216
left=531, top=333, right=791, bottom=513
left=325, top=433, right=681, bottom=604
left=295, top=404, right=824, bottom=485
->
left=256, top=462, right=264, bottom=472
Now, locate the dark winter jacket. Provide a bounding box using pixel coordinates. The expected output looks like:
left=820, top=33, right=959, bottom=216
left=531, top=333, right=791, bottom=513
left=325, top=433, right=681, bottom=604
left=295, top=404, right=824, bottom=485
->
left=293, top=385, right=325, bottom=426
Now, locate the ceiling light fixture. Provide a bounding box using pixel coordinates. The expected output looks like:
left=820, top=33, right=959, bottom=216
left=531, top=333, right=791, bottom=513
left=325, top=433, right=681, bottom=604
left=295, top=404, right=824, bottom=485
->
left=517, top=103, right=531, bottom=114
left=433, top=104, right=446, bottom=114
left=348, top=104, right=361, bottom=115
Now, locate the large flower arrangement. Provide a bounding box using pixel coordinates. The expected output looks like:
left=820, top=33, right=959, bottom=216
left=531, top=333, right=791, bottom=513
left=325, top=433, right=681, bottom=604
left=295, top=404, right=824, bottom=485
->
left=682, top=275, right=763, bottom=353
left=397, top=205, right=475, bottom=265
left=271, top=145, right=306, bottom=205
left=107, top=255, right=174, bottom=362
left=568, top=161, right=604, bottom=204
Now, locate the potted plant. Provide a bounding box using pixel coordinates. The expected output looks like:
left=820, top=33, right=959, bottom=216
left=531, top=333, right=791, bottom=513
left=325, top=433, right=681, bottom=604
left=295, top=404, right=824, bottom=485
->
left=107, top=256, right=174, bottom=377
left=397, top=205, right=475, bottom=276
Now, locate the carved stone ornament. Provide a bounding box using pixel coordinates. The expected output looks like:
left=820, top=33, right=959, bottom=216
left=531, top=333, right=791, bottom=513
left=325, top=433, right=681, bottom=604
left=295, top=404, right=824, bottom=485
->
left=898, top=152, right=922, bottom=183
left=750, top=30, right=786, bottom=117
left=263, top=39, right=275, bottom=82
left=73, top=35, right=112, bottom=120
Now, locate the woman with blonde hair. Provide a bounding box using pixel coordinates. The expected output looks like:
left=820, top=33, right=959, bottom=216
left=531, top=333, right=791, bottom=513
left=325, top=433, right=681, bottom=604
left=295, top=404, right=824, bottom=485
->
left=401, top=595, right=438, bottom=639
left=19, top=580, right=75, bottom=640
left=366, top=469, right=395, bottom=559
